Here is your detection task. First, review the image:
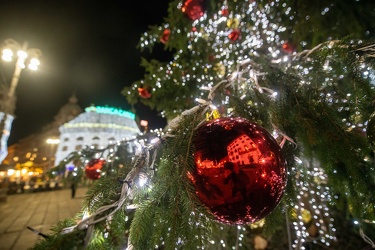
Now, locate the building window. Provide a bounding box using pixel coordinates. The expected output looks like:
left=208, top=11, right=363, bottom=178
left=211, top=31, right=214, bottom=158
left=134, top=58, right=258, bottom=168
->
left=64, top=138, right=69, bottom=142
left=93, top=136, right=100, bottom=140
left=108, top=137, right=115, bottom=143
left=62, top=146, right=68, bottom=151
left=77, top=137, right=84, bottom=141
left=75, top=145, right=82, bottom=151
left=92, top=144, right=99, bottom=149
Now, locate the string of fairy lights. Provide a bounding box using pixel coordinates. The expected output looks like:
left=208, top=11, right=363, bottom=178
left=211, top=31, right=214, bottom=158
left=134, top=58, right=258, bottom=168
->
left=30, top=0, right=374, bottom=248
left=135, top=0, right=375, bottom=248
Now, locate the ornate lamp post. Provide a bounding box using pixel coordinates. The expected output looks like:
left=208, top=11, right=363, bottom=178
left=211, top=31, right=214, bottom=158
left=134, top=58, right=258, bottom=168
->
left=0, top=39, right=42, bottom=163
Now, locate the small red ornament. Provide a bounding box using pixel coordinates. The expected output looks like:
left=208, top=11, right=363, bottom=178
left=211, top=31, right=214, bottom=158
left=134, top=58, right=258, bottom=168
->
left=282, top=41, right=296, bottom=53
left=160, top=28, right=171, bottom=44
left=138, top=87, right=152, bottom=99
left=190, top=117, right=287, bottom=224
left=221, top=7, right=229, bottom=16
left=85, top=159, right=105, bottom=180
left=181, top=0, right=205, bottom=20
left=228, top=29, right=241, bottom=41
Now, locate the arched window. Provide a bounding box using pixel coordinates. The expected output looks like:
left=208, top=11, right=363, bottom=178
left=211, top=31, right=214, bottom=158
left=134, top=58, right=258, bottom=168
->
left=93, top=136, right=100, bottom=140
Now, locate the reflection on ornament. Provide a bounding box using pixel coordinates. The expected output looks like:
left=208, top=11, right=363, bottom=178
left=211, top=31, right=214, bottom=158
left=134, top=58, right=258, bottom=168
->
left=228, top=29, right=241, bottom=41
left=160, top=28, right=171, bottom=44
left=138, top=87, right=152, bottom=99
left=85, top=159, right=105, bottom=180
left=190, top=117, right=287, bottom=224
left=227, top=18, right=240, bottom=29
left=367, top=111, right=375, bottom=150
left=181, top=0, right=206, bottom=21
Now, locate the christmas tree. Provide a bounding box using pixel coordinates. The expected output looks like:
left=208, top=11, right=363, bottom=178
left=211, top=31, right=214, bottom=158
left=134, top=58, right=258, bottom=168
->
left=32, top=0, right=375, bottom=249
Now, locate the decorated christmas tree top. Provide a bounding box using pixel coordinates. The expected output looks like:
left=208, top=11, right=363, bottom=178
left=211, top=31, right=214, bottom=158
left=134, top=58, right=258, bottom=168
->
left=32, top=0, right=375, bottom=249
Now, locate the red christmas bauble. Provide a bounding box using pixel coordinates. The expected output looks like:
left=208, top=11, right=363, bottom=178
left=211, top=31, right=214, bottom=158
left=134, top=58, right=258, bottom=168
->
left=85, top=159, right=105, bottom=180
left=282, top=41, right=296, bottom=53
left=160, top=28, right=171, bottom=44
left=190, top=117, right=287, bottom=224
left=138, top=87, right=152, bottom=99
left=228, top=29, right=241, bottom=41
left=221, top=7, right=229, bottom=16
left=181, top=0, right=205, bottom=20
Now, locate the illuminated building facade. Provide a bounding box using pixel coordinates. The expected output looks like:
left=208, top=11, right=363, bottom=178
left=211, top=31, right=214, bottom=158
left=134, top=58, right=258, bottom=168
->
left=54, top=105, right=141, bottom=165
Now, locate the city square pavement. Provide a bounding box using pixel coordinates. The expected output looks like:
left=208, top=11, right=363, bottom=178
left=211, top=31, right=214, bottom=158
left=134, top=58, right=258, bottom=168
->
left=0, top=187, right=88, bottom=250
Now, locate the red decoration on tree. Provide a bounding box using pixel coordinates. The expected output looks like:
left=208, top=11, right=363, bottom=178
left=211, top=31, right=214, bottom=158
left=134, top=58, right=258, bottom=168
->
left=228, top=29, right=241, bottom=41
left=138, top=87, right=152, bottom=99
left=282, top=41, right=296, bottom=53
left=181, top=0, right=206, bottom=20
left=221, top=7, right=229, bottom=16
left=160, top=28, right=171, bottom=44
left=190, top=117, right=287, bottom=224
left=85, top=159, right=105, bottom=180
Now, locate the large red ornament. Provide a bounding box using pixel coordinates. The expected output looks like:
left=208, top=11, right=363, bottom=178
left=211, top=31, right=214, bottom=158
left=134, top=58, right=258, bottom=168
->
left=85, top=159, right=105, bottom=180
left=181, top=0, right=205, bottom=20
left=190, top=117, right=287, bottom=224
left=138, top=87, right=152, bottom=99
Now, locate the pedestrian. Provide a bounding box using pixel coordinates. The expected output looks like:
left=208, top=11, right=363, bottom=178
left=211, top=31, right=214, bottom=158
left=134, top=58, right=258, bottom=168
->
left=71, top=182, right=76, bottom=198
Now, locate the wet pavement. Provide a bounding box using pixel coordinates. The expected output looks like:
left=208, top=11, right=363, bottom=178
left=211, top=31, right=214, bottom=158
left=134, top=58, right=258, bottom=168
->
left=0, top=187, right=88, bottom=250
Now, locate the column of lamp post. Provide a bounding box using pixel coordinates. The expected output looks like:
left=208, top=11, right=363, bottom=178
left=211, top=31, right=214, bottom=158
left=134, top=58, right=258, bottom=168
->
left=0, top=39, right=42, bottom=163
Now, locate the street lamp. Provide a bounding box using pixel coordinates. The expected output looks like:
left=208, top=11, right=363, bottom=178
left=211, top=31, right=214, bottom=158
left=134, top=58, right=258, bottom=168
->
left=0, top=39, right=42, bottom=163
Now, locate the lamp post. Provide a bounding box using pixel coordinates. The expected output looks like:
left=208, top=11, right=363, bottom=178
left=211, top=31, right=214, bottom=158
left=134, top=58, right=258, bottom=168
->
left=0, top=39, right=42, bottom=163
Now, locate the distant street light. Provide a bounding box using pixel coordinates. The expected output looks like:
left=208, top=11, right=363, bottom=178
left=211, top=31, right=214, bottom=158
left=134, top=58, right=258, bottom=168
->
left=0, top=39, right=42, bottom=163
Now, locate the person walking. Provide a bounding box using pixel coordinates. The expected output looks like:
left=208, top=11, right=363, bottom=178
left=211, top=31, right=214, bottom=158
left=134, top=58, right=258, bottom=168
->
left=70, top=181, right=77, bottom=198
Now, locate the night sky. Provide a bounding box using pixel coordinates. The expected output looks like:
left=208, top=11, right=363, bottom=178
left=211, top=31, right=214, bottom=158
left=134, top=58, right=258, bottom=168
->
left=0, top=0, right=171, bottom=145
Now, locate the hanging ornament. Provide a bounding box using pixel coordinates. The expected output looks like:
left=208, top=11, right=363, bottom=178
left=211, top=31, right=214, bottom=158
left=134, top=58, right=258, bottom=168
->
left=282, top=41, right=296, bottom=53
left=214, top=62, right=226, bottom=76
left=190, top=117, right=287, bottom=224
left=160, top=28, right=171, bottom=44
left=181, top=0, right=206, bottom=20
left=228, top=29, right=241, bottom=41
left=367, top=111, right=375, bottom=150
left=138, top=87, right=152, bottom=99
left=221, top=6, right=229, bottom=16
left=227, top=18, right=240, bottom=29
left=85, top=159, right=105, bottom=180
left=208, top=54, right=215, bottom=62
left=254, top=235, right=268, bottom=250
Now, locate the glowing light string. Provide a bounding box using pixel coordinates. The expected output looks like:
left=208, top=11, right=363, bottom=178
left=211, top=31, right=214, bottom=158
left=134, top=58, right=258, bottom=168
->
left=57, top=137, right=160, bottom=247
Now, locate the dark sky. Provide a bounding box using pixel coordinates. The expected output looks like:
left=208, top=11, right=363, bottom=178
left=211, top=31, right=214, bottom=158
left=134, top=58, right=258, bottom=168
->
left=0, top=0, right=171, bottom=145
